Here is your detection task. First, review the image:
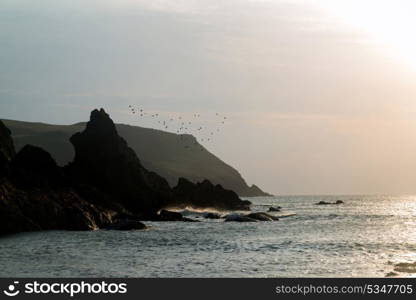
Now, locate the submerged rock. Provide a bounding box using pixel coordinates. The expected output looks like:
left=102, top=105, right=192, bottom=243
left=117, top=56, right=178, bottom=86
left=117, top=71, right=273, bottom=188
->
left=316, top=201, right=331, bottom=205
left=224, top=214, right=257, bottom=222
left=268, top=206, right=281, bottom=212
left=246, top=212, right=279, bottom=221
left=316, top=200, right=344, bottom=205
left=224, top=211, right=280, bottom=222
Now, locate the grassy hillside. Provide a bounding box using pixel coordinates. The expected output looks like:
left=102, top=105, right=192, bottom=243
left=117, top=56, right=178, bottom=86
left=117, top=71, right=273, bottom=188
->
left=2, top=119, right=270, bottom=197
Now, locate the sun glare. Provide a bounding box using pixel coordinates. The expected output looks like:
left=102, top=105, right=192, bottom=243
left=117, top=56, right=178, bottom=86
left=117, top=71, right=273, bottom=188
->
left=318, top=0, right=416, bottom=68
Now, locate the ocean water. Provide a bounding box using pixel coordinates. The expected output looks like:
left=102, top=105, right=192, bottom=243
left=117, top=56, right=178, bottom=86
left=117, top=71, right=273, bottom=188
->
left=1, top=195, right=416, bottom=277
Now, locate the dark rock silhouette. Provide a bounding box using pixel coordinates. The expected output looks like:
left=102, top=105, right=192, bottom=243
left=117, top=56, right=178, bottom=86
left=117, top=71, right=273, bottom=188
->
left=156, top=209, right=198, bottom=222
left=246, top=212, right=279, bottom=221
left=3, top=119, right=271, bottom=197
left=11, top=145, right=64, bottom=189
left=0, top=109, right=251, bottom=236
left=0, top=120, right=114, bottom=235
left=67, top=109, right=172, bottom=215
left=203, top=212, right=221, bottom=219
left=224, top=212, right=279, bottom=222
left=172, top=177, right=251, bottom=211
left=268, top=206, right=281, bottom=212
left=316, top=200, right=344, bottom=205
left=224, top=214, right=257, bottom=222
left=0, top=121, right=15, bottom=178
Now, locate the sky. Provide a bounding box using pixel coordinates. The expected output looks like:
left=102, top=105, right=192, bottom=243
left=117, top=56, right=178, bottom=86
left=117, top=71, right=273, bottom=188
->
left=2, top=0, right=416, bottom=195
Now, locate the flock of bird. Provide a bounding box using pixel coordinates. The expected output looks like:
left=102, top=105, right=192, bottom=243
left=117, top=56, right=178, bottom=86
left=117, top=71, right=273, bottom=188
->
left=128, top=105, right=228, bottom=151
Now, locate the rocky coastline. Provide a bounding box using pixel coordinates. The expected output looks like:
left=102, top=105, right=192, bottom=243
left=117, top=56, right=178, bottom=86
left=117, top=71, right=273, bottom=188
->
left=0, top=109, right=257, bottom=236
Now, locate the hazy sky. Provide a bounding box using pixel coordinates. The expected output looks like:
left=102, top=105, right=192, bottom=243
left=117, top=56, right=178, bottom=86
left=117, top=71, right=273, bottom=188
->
left=2, top=0, right=416, bottom=194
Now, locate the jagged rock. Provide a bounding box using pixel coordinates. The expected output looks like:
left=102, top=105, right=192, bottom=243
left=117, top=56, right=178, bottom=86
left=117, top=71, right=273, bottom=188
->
left=67, top=108, right=172, bottom=214
left=335, top=200, right=344, bottom=204
left=1, top=109, right=260, bottom=236
left=0, top=119, right=115, bottom=235
left=268, top=206, right=281, bottom=212
left=172, top=177, right=251, bottom=211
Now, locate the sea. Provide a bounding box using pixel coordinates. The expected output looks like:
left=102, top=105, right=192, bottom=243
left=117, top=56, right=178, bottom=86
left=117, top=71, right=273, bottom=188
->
left=1, top=195, right=416, bottom=277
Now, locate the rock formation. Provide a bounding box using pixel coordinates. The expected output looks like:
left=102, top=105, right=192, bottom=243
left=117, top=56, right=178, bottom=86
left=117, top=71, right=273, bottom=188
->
left=316, top=200, right=344, bottom=205
left=172, top=177, right=251, bottom=211
left=3, top=119, right=271, bottom=197
left=0, top=108, right=252, bottom=236
left=67, top=108, right=172, bottom=216
left=224, top=212, right=279, bottom=222
left=0, top=120, right=115, bottom=236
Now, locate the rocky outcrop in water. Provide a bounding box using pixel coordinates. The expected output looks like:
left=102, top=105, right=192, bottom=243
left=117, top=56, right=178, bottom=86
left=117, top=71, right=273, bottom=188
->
left=268, top=206, right=281, bottom=212
left=172, top=177, right=251, bottom=211
left=316, top=200, right=344, bottom=205
left=156, top=209, right=199, bottom=222
left=0, top=108, right=252, bottom=236
left=3, top=119, right=271, bottom=197
left=224, top=214, right=258, bottom=222
left=67, top=109, right=172, bottom=216
left=224, top=212, right=279, bottom=222
left=104, top=213, right=147, bottom=230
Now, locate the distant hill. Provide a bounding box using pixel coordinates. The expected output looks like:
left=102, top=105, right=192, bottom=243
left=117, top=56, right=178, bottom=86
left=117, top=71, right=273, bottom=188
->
left=2, top=119, right=271, bottom=197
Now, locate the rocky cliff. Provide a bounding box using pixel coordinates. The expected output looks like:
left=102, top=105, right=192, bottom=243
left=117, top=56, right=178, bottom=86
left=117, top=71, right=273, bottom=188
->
left=67, top=109, right=172, bottom=215
left=2, top=119, right=271, bottom=197
left=0, top=109, right=252, bottom=236
left=0, top=121, right=114, bottom=236
left=172, top=178, right=251, bottom=211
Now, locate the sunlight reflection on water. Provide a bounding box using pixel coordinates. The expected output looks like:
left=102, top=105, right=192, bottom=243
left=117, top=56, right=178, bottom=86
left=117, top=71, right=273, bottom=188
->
left=1, top=195, right=416, bottom=277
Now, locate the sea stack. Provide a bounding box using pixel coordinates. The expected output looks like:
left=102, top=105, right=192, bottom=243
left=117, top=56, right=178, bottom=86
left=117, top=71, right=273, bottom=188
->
left=68, top=108, right=173, bottom=216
